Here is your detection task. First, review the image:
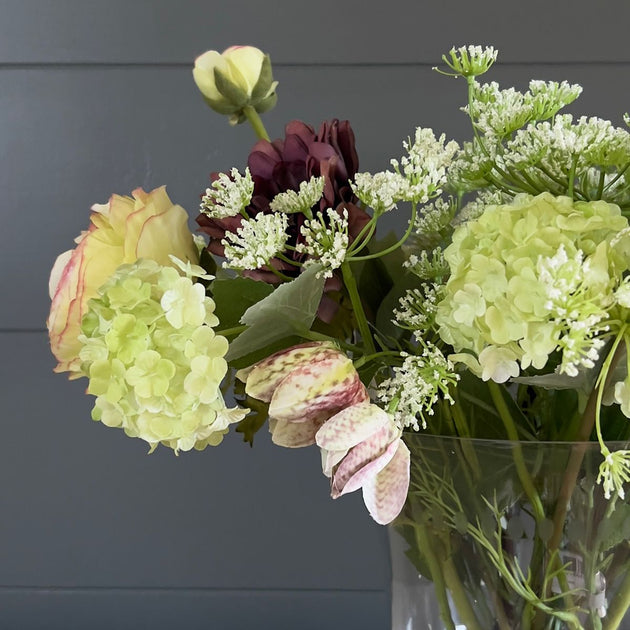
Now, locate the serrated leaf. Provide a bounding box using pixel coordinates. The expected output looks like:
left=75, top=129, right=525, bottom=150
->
left=212, top=276, right=274, bottom=329
left=225, top=266, right=326, bottom=362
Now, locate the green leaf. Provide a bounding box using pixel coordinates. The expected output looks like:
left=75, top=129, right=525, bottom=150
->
left=212, top=276, right=274, bottom=329
left=225, top=265, right=326, bottom=362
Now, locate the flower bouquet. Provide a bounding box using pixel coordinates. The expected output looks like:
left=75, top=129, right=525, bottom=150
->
left=47, top=44, right=630, bottom=629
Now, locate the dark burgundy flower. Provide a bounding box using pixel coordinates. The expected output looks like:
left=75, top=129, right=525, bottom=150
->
left=197, top=119, right=369, bottom=272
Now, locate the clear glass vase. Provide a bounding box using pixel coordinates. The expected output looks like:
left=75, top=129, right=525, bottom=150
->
left=389, top=435, right=630, bottom=630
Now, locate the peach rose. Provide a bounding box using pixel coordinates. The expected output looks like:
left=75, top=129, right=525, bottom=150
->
left=47, top=186, right=198, bottom=376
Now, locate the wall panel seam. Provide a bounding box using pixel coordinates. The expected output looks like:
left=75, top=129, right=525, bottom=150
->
left=2, top=61, right=630, bottom=70
left=0, top=586, right=386, bottom=593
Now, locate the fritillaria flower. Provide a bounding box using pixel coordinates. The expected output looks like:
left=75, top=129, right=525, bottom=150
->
left=239, top=342, right=410, bottom=524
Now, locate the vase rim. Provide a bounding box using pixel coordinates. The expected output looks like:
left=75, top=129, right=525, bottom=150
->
left=402, top=432, right=630, bottom=448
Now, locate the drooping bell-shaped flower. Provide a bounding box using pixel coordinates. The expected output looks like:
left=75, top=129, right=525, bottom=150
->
left=316, top=402, right=410, bottom=525
left=238, top=342, right=368, bottom=448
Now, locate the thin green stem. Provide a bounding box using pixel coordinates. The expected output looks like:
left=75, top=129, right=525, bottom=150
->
left=487, top=381, right=545, bottom=524
left=242, top=105, right=270, bottom=141
left=567, top=155, right=579, bottom=200
left=349, top=203, right=417, bottom=262
left=353, top=350, right=400, bottom=370
left=346, top=219, right=378, bottom=257
left=340, top=261, right=376, bottom=354
left=216, top=324, right=247, bottom=337
left=275, top=252, right=302, bottom=267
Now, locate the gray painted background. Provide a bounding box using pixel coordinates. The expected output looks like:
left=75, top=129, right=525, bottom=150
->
left=2, top=1, right=630, bottom=628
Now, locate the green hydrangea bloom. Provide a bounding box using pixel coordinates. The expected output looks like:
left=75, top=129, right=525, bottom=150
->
left=436, top=193, right=630, bottom=381
left=78, top=258, right=246, bottom=452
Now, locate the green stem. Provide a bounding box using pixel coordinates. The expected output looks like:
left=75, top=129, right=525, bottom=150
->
left=346, top=218, right=377, bottom=257
left=349, top=203, right=417, bottom=262
left=412, top=519, right=456, bottom=630
left=216, top=324, right=247, bottom=337
left=441, top=552, right=484, bottom=630
left=352, top=350, right=400, bottom=370
left=547, top=328, right=627, bottom=555
left=242, top=105, right=270, bottom=141
left=603, top=568, right=630, bottom=630
left=567, top=155, right=579, bottom=200
left=487, top=381, right=546, bottom=524
left=341, top=261, right=376, bottom=354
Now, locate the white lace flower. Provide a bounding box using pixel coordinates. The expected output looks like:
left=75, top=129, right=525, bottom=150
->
left=200, top=167, right=254, bottom=219
left=222, top=213, right=289, bottom=270
left=391, top=128, right=459, bottom=204
left=269, top=176, right=325, bottom=215
left=296, top=208, right=349, bottom=278
left=351, top=171, right=409, bottom=213
left=377, top=346, right=458, bottom=430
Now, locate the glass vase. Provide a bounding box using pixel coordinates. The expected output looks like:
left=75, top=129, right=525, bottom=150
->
left=390, top=435, right=630, bottom=630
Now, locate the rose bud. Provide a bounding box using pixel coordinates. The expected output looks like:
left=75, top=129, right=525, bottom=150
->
left=192, top=46, right=278, bottom=124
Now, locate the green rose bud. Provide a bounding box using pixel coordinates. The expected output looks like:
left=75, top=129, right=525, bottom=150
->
left=193, top=45, right=278, bottom=124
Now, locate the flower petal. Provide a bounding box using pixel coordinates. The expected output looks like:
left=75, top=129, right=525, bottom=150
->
left=243, top=342, right=332, bottom=402
left=362, top=439, right=410, bottom=525
left=332, top=426, right=399, bottom=498
left=315, top=402, right=390, bottom=451
left=269, top=415, right=326, bottom=448
left=268, top=350, right=364, bottom=423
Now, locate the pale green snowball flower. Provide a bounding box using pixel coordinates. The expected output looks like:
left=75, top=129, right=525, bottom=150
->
left=436, top=193, right=630, bottom=381
left=78, top=259, right=246, bottom=453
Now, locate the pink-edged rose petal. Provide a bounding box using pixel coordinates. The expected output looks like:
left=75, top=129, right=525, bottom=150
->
left=243, top=342, right=333, bottom=402
left=362, top=439, right=410, bottom=525
left=269, top=351, right=364, bottom=423
left=332, top=426, right=400, bottom=498
left=269, top=415, right=327, bottom=448
left=315, top=402, right=390, bottom=452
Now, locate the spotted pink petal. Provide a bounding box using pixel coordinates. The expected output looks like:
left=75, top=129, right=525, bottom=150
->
left=315, top=402, right=390, bottom=452
left=243, top=342, right=332, bottom=402
left=269, top=351, right=364, bottom=423
left=332, top=426, right=399, bottom=498
left=269, top=415, right=327, bottom=448
left=362, top=440, right=410, bottom=525
left=320, top=447, right=348, bottom=478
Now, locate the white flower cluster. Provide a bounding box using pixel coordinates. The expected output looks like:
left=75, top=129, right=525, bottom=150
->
left=391, top=128, right=459, bottom=204
left=200, top=167, right=254, bottom=219
left=440, top=45, right=498, bottom=78
left=413, top=197, right=455, bottom=236
left=296, top=208, right=349, bottom=278
left=351, top=171, right=409, bottom=214
left=454, top=189, right=510, bottom=224
left=505, top=115, right=630, bottom=174
left=404, top=248, right=449, bottom=281
left=598, top=448, right=630, bottom=500
left=377, top=346, right=459, bottom=431
left=447, top=140, right=496, bottom=194
left=468, top=80, right=582, bottom=139
left=269, top=176, right=325, bottom=215
left=222, top=213, right=289, bottom=270
left=537, top=245, right=611, bottom=377
left=394, top=284, right=443, bottom=333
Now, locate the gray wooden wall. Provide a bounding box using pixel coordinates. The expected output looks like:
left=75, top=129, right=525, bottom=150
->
left=2, top=1, right=630, bottom=628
